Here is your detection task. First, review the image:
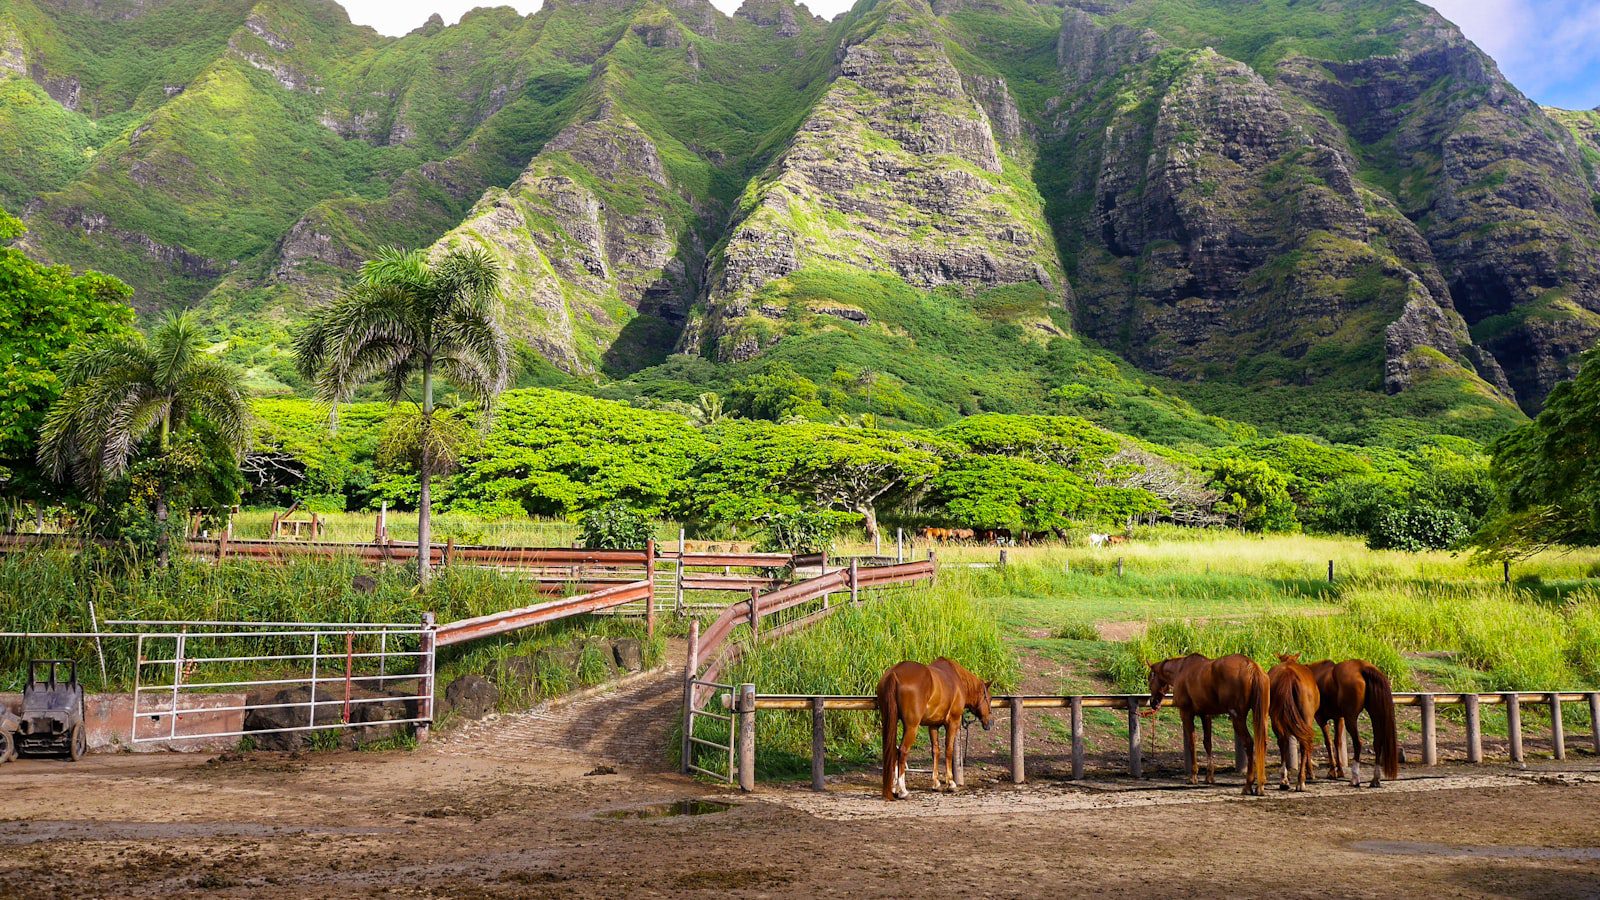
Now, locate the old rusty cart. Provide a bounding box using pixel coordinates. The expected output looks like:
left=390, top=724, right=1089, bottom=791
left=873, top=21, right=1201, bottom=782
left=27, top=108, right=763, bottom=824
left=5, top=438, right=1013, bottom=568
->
left=16, top=660, right=86, bottom=761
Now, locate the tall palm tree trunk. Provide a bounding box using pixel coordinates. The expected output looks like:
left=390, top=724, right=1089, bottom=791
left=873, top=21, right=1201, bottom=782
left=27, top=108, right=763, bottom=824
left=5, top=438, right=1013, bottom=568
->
left=156, top=414, right=172, bottom=568
left=417, top=365, right=434, bottom=585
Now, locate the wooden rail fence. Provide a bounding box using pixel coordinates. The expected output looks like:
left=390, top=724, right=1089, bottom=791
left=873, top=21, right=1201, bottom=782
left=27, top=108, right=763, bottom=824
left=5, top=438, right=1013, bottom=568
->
left=720, top=689, right=1600, bottom=792
left=681, top=558, right=938, bottom=780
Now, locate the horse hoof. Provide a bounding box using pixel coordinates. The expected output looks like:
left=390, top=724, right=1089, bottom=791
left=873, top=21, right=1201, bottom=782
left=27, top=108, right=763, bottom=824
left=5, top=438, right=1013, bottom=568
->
left=1278, top=783, right=1289, bottom=791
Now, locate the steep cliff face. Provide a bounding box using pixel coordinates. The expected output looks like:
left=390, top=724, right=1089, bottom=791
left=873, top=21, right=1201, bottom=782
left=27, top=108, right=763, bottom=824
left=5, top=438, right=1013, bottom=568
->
left=1050, top=11, right=1495, bottom=399
left=1039, top=0, right=1599, bottom=411
left=1275, top=22, right=1600, bottom=410
left=695, top=0, right=1066, bottom=361
left=2, top=0, right=1594, bottom=420
left=435, top=105, right=700, bottom=374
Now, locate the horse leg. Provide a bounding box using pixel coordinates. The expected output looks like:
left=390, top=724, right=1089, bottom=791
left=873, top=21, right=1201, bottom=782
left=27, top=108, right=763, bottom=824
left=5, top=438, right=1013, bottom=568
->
left=1320, top=719, right=1341, bottom=779
left=895, top=716, right=917, bottom=798
left=1299, top=736, right=1313, bottom=790
left=1345, top=709, right=1363, bottom=788
left=928, top=726, right=941, bottom=792
left=943, top=722, right=959, bottom=792
left=1231, top=715, right=1251, bottom=796
left=1202, top=717, right=1216, bottom=784
left=1182, top=715, right=1197, bottom=785
left=1276, top=725, right=1292, bottom=791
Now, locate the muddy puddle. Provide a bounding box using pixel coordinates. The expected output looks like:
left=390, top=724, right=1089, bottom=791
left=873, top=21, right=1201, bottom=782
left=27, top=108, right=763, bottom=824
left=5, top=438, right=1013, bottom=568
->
left=595, top=800, right=733, bottom=820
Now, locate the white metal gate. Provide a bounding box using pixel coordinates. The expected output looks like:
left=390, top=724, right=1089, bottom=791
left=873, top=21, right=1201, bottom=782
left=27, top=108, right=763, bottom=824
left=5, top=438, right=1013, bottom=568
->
left=122, top=620, right=436, bottom=744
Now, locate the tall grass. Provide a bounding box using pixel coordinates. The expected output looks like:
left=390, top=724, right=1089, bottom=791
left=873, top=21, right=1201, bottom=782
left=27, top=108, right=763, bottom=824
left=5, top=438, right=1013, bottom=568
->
left=0, top=549, right=660, bottom=698
left=1110, top=580, right=1600, bottom=694
left=718, top=573, right=1019, bottom=776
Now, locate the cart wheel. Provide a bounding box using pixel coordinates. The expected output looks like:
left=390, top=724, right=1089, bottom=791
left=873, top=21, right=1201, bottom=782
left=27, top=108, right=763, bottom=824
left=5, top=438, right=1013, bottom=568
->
left=0, top=731, right=13, bottom=764
left=68, top=724, right=86, bottom=762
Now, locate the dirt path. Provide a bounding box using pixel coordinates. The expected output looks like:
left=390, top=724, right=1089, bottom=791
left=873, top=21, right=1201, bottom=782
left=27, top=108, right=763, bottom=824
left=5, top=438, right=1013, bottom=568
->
left=436, top=642, right=685, bottom=771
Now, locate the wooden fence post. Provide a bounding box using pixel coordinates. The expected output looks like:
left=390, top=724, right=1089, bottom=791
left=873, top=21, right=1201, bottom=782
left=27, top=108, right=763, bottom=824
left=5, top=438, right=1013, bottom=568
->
left=1464, top=694, right=1482, bottom=764
left=644, top=539, right=656, bottom=639
left=675, top=527, right=686, bottom=616
left=1010, top=697, right=1025, bottom=784
left=849, top=558, right=859, bottom=606
left=1420, top=694, right=1437, bottom=766
left=737, top=683, right=756, bottom=792
left=681, top=620, right=699, bottom=774
left=1234, top=729, right=1246, bottom=775
left=1070, top=696, right=1085, bottom=781
left=1127, top=698, right=1142, bottom=779
left=748, top=587, right=760, bottom=639
left=1590, top=692, right=1600, bottom=757
left=999, top=549, right=1008, bottom=567
left=1550, top=693, right=1565, bottom=760
left=896, top=528, right=904, bottom=563
left=1503, top=560, right=1511, bottom=585
left=1504, top=693, right=1524, bottom=765
left=811, top=696, right=826, bottom=792
left=444, top=536, right=454, bottom=568
left=1116, top=557, right=1124, bottom=578
left=1327, top=560, right=1334, bottom=583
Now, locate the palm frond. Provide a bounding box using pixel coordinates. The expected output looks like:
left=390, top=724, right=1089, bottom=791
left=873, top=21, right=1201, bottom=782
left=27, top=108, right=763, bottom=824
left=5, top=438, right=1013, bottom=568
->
left=150, top=310, right=206, bottom=391
left=359, top=247, right=430, bottom=291
left=177, top=358, right=255, bottom=456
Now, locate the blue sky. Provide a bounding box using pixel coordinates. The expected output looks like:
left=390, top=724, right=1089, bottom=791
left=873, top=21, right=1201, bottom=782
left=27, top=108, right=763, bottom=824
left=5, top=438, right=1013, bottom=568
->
left=337, top=1, right=1600, bottom=110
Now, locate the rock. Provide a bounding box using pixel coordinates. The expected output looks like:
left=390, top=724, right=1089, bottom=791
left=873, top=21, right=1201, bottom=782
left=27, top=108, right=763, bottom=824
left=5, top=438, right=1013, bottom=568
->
left=611, top=639, right=645, bottom=673
left=442, top=675, right=499, bottom=721
left=350, top=574, right=377, bottom=594
left=488, top=655, right=536, bottom=688
left=243, top=684, right=416, bottom=750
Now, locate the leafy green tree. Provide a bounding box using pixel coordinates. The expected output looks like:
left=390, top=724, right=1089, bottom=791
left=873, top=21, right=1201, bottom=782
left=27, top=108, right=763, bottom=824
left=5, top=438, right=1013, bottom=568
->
left=578, top=502, right=655, bottom=550
left=0, top=207, right=135, bottom=501
left=450, top=389, right=709, bottom=518
left=1478, top=348, right=1600, bottom=556
left=38, top=311, right=252, bottom=563
left=1207, top=456, right=1298, bottom=533
left=1367, top=504, right=1470, bottom=552
left=1304, top=474, right=1406, bottom=536
left=679, top=421, right=940, bottom=542
left=294, top=247, right=509, bottom=583
left=929, top=456, right=1090, bottom=538
left=728, top=363, right=830, bottom=421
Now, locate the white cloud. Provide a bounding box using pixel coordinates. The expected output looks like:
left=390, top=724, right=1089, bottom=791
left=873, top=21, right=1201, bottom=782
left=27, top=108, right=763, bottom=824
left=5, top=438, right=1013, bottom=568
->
left=1424, top=0, right=1600, bottom=104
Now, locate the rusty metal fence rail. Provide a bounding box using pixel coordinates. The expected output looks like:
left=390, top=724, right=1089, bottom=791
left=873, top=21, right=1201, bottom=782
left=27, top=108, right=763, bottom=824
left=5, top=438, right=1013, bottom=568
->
left=727, top=689, right=1600, bottom=792
left=680, top=559, right=938, bottom=780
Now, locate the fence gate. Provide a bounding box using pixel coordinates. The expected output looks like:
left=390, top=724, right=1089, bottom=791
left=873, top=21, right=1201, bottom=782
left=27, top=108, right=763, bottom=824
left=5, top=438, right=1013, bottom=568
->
left=124, top=621, right=435, bottom=745
left=684, top=679, right=735, bottom=782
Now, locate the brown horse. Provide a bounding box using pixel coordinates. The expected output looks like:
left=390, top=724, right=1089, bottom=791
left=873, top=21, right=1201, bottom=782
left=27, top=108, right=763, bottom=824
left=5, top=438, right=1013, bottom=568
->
left=1308, top=659, right=1399, bottom=787
left=1267, top=654, right=1319, bottom=792
left=1148, top=654, right=1269, bottom=795
left=877, top=658, right=993, bottom=800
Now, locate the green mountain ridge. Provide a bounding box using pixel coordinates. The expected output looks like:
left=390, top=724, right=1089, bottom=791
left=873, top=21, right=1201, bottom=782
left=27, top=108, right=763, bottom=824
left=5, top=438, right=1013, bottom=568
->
left=2, top=0, right=1595, bottom=438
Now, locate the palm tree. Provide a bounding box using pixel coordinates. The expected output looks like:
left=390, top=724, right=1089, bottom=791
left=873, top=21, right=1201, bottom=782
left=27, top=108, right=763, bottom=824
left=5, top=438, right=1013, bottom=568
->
left=38, top=310, right=253, bottom=565
left=688, top=392, right=727, bottom=428
left=294, top=247, right=509, bottom=583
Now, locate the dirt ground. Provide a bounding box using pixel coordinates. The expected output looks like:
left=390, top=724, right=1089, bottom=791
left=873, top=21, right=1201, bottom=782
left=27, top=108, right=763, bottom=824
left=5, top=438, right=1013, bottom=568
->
left=4, top=716, right=1600, bottom=899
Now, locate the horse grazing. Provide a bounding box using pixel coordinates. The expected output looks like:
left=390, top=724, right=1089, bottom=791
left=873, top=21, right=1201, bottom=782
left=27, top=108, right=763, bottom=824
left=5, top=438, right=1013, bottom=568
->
left=1308, top=659, right=1399, bottom=787
left=1267, top=654, right=1319, bottom=791
left=1148, top=654, right=1270, bottom=796
left=877, top=658, right=993, bottom=800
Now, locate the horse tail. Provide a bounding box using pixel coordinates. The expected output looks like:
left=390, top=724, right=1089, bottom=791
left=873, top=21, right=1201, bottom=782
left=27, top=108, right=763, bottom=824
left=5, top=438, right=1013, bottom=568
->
left=1252, top=667, right=1269, bottom=791
left=1362, top=664, right=1399, bottom=780
left=1277, top=673, right=1316, bottom=748
left=878, top=671, right=900, bottom=800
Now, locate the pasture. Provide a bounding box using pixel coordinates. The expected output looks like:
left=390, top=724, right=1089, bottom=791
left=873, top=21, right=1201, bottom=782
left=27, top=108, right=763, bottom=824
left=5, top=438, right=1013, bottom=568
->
left=4, top=530, right=1600, bottom=896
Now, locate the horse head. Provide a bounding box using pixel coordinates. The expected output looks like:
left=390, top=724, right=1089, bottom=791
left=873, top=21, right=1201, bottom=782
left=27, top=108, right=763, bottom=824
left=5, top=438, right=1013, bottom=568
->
left=1147, top=661, right=1175, bottom=710
left=1277, top=652, right=1301, bottom=664
left=971, top=679, right=994, bottom=731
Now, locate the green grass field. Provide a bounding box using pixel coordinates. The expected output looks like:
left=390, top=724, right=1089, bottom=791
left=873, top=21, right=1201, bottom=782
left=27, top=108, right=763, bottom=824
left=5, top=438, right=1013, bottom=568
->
left=723, top=531, right=1600, bottom=774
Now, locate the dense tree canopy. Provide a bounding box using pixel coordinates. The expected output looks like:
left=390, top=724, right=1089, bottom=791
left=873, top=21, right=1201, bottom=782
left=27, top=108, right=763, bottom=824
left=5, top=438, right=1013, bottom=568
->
left=0, top=207, right=134, bottom=498
left=1478, top=348, right=1600, bottom=556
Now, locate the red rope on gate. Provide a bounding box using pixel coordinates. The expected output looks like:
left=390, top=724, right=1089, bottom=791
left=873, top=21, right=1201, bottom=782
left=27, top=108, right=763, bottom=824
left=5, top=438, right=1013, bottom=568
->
left=342, top=631, right=354, bottom=724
